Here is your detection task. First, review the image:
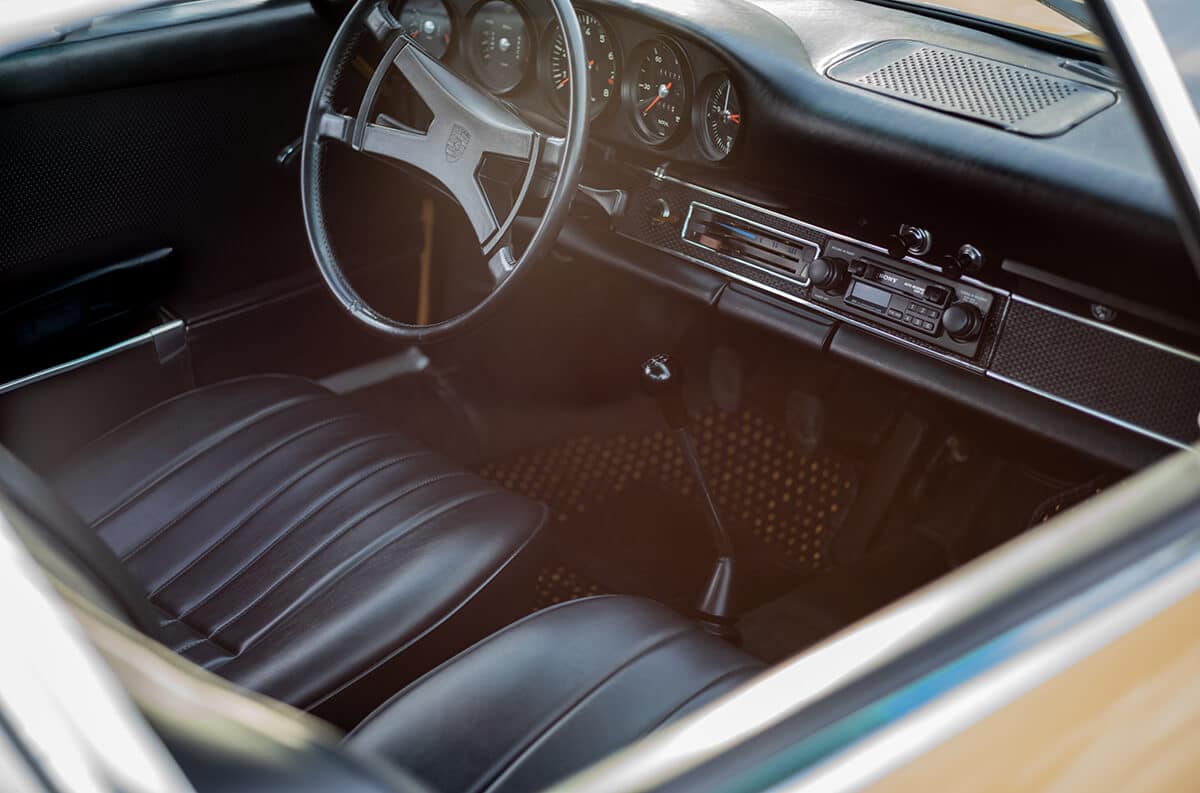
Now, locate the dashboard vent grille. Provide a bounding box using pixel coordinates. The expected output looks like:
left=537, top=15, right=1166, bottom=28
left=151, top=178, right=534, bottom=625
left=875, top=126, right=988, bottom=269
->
left=827, top=40, right=1115, bottom=136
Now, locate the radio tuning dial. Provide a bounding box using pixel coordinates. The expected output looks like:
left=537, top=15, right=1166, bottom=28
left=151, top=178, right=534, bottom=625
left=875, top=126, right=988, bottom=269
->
left=809, top=256, right=848, bottom=293
left=943, top=302, right=982, bottom=342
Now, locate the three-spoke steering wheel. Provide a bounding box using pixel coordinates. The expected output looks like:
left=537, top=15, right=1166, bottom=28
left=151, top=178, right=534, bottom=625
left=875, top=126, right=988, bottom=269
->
left=302, top=0, right=590, bottom=342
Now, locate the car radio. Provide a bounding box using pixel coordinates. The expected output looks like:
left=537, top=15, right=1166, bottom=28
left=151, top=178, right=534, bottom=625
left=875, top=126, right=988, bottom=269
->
left=807, top=239, right=998, bottom=359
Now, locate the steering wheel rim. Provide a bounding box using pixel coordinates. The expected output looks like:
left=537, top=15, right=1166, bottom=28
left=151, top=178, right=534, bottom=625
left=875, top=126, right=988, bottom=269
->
left=301, top=0, right=590, bottom=343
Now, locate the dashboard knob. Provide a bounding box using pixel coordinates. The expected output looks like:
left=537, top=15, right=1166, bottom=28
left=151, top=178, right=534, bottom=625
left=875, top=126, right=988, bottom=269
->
left=956, top=244, right=985, bottom=275
left=939, top=254, right=963, bottom=281
left=808, top=256, right=848, bottom=293
left=942, top=302, right=982, bottom=342
left=898, top=224, right=932, bottom=256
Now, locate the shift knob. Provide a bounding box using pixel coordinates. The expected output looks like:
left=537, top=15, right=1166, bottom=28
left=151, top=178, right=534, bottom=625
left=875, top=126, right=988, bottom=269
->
left=642, top=354, right=689, bottom=430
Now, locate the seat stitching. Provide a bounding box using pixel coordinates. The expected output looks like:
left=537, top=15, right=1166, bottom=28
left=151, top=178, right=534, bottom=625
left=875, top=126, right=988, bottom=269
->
left=304, top=501, right=548, bottom=713
left=55, top=374, right=323, bottom=473
left=346, top=595, right=634, bottom=739
left=208, top=473, right=483, bottom=651
left=472, top=626, right=696, bottom=793
left=120, top=414, right=363, bottom=564
left=172, top=450, right=438, bottom=619
left=641, top=665, right=762, bottom=734
left=92, top=393, right=328, bottom=533
left=145, top=432, right=408, bottom=600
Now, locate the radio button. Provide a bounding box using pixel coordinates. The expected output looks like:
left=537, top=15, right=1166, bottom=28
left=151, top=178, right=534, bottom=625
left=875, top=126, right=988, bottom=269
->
left=923, top=285, right=949, bottom=304
left=886, top=308, right=903, bottom=320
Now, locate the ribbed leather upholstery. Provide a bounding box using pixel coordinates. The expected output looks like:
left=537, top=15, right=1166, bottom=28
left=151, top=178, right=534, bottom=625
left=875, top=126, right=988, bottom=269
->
left=51, top=375, right=548, bottom=715
left=349, top=596, right=764, bottom=793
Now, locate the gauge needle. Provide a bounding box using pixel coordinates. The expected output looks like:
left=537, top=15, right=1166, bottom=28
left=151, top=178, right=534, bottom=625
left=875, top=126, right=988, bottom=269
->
left=729, top=114, right=741, bottom=124
left=558, top=60, right=595, bottom=89
left=643, top=82, right=672, bottom=115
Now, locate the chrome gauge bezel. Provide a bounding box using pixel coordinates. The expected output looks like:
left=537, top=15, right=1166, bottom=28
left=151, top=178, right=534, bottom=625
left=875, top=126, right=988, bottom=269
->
left=694, top=72, right=743, bottom=162
left=395, top=0, right=456, bottom=61
left=540, top=9, right=620, bottom=121
left=623, top=36, right=692, bottom=147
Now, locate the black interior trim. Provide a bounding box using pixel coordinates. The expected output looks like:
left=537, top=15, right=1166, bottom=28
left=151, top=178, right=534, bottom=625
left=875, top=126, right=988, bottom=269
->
left=0, top=0, right=329, bottom=104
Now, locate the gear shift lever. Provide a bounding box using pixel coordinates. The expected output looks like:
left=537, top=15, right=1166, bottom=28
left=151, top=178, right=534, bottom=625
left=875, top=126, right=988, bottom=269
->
left=642, top=354, right=739, bottom=642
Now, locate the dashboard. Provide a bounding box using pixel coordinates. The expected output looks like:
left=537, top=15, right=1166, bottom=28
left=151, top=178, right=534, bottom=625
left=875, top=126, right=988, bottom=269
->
left=389, top=0, right=745, bottom=163
left=390, top=0, right=1200, bottom=467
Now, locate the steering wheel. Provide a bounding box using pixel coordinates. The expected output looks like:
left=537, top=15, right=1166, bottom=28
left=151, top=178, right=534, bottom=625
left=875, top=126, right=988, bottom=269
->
left=302, top=0, right=590, bottom=342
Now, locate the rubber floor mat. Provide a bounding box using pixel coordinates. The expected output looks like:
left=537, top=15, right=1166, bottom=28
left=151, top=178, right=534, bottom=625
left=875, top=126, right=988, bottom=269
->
left=479, top=405, right=861, bottom=609
left=534, top=562, right=606, bottom=609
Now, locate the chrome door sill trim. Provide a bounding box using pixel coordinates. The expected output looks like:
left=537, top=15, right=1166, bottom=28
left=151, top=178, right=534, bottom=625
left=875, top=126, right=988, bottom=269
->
left=0, top=319, right=185, bottom=396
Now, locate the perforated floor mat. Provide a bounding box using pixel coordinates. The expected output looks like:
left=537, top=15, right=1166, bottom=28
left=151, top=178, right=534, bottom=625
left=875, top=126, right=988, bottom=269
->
left=479, top=406, right=860, bottom=609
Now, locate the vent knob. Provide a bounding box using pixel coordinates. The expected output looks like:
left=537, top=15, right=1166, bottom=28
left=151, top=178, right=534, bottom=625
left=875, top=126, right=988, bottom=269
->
left=943, top=302, right=982, bottom=341
left=809, top=257, right=849, bottom=293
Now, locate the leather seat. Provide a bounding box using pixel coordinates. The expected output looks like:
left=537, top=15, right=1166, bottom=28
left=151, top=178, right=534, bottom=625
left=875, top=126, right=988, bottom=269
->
left=46, top=374, right=548, bottom=722
left=347, top=596, right=762, bottom=793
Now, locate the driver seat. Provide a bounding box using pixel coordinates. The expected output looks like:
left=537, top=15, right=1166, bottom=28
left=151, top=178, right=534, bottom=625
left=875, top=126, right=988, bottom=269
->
left=38, top=374, right=549, bottom=724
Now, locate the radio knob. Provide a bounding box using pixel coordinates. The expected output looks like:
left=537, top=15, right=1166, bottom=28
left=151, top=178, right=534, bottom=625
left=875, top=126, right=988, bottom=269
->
left=808, top=256, right=849, bottom=293
left=942, top=302, right=982, bottom=342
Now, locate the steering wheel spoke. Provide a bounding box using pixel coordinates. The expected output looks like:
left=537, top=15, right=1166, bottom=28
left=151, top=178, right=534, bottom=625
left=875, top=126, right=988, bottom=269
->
left=303, top=0, right=589, bottom=340
left=364, top=0, right=401, bottom=41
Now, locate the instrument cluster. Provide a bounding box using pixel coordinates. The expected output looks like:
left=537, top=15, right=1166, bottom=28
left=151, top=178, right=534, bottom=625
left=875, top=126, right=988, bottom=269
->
left=391, top=0, right=744, bottom=162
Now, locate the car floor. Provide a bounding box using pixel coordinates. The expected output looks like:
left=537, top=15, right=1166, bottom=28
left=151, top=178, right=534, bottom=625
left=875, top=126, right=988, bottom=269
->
left=348, top=348, right=1117, bottom=664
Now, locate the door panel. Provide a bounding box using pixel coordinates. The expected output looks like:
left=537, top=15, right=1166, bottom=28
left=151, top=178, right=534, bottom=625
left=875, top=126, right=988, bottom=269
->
left=0, top=0, right=424, bottom=382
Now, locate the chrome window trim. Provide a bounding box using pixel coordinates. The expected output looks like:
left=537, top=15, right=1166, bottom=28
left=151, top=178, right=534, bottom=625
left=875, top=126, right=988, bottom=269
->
left=772, top=514, right=1200, bottom=793
left=56, top=0, right=275, bottom=46
left=550, top=443, right=1200, bottom=793
left=1088, top=0, right=1200, bottom=272
left=0, top=319, right=185, bottom=396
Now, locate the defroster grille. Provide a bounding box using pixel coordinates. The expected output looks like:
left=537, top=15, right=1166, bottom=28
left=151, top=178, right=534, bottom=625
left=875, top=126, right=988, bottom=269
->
left=828, top=40, right=1115, bottom=136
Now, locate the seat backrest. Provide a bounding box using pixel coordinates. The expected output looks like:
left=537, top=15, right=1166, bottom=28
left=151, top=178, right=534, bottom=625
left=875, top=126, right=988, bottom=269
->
left=0, top=443, right=163, bottom=637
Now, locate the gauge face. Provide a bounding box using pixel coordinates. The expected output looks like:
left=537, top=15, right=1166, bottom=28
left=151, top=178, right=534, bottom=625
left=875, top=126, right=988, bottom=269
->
left=697, top=74, right=742, bottom=160
left=546, top=11, right=618, bottom=118
left=468, top=0, right=531, bottom=94
left=397, top=0, right=453, bottom=60
left=629, top=39, right=689, bottom=144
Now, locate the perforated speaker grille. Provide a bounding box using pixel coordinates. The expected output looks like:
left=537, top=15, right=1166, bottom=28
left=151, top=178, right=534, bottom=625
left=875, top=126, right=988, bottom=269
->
left=828, top=40, right=1115, bottom=136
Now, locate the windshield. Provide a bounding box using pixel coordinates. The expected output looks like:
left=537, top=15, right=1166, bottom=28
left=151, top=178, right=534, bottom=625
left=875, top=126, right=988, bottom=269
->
left=898, top=0, right=1102, bottom=48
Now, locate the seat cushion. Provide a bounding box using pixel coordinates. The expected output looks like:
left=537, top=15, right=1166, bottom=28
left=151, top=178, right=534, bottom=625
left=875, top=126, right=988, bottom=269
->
left=51, top=375, right=547, bottom=721
left=348, top=596, right=763, bottom=793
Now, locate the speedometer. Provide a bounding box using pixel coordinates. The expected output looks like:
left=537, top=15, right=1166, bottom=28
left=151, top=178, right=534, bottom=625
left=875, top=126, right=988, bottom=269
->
left=544, top=11, right=618, bottom=118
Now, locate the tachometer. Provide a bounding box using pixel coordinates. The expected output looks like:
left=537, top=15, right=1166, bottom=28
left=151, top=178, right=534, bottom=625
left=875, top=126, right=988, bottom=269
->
left=397, top=0, right=453, bottom=60
left=697, top=73, right=742, bottom=161
left=467, top=0, right=531, bottom=94
left=545, top=11, right=618, bottom=118
left=628, top=38, right=689, bottom=144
